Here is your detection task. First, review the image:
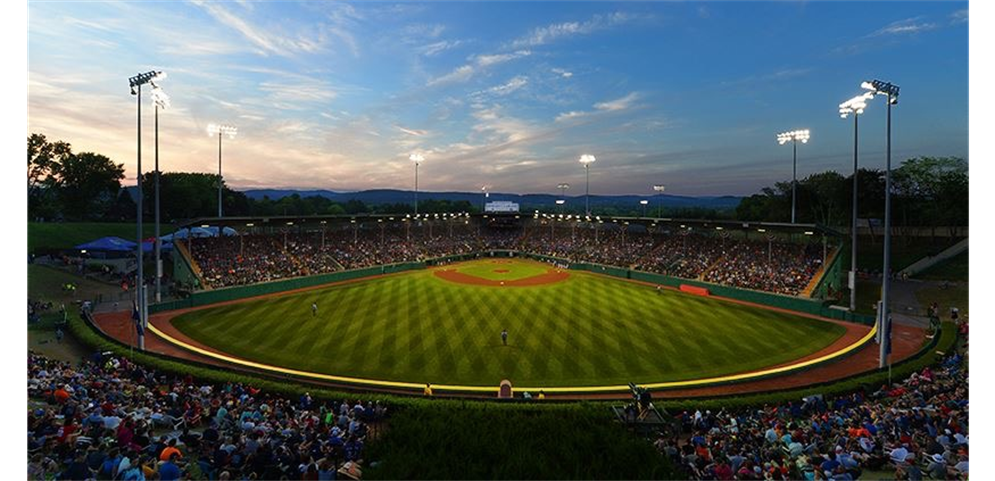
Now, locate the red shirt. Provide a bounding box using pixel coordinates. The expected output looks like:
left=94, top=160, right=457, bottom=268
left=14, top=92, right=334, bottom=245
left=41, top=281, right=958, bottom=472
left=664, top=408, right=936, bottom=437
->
left=159, top=446, right=183, bottom=462
left=54, top=389, right=70, bottom=404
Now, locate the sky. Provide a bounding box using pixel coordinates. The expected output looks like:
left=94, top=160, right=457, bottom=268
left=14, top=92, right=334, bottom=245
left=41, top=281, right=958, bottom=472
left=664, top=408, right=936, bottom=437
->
left=27, top=1, right=969, bottom=197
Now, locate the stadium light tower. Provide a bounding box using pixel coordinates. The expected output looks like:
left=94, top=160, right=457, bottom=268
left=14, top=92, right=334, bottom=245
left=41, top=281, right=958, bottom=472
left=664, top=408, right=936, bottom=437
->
left=556, top=183, right=570, bottom=213
left=579, top=154, right=596, bottom=216
left=839, top=91, right=875, bottom=313
left=207, top=123, right=237, bottom=218
left=639, top=199, right=649, bottom=218
left=653, top=185, right=665, bottom=218
left=863, top=79, right=900, bottom=369
left=481, top=185, right=490, bottom=212
left=776, top=129, right=811, bottom=224
left=128, top=69, right=164, bottom=351
left=151, top=81, right=170, bottom=304
left=410, top=153, right=424, bottom=215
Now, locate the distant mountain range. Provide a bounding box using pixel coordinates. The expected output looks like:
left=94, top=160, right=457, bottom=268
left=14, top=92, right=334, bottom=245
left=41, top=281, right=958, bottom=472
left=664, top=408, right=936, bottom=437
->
left=241, top=188, right=742, bottom=210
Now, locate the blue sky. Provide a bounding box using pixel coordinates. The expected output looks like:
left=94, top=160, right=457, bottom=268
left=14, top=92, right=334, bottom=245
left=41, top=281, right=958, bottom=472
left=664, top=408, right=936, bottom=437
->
left=28, top=1, right=968, bottom=196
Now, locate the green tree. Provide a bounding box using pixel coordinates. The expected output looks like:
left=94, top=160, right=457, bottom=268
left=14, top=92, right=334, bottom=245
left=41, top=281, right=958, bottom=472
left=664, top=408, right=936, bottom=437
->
left=51, top=152, right=125, bottom=220
left=27, top=133, right=73, bottom=220
left=893, top=156, right=968, bottom=229
left=800, top=171, right=846, bottom=226
left=107, top=189, right=137, bottom=221
left=736, top=186, right=788, bottom=222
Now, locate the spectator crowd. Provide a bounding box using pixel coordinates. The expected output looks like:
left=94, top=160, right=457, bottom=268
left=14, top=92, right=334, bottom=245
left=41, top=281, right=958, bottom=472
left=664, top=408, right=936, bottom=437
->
left=28, top=351, right=383, bottom=480
left=184, top=222, right=826, bottom=297
left=652, top=343, right=968, bottom=480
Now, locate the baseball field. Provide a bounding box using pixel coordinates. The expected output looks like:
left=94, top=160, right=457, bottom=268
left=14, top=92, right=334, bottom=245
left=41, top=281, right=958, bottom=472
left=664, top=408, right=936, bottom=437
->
left=170, top=258, right=847, bottom=388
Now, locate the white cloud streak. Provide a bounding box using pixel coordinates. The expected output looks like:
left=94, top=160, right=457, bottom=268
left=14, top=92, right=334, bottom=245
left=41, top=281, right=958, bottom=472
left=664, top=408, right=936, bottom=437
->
left=552, top=68, right=573, bottom=78
left=418, top=39, right=463, bottom=56
left=594, top=92, right=640, bottom=112
left=869, top=17, right=938, bottom=37
left=191, top=0, right=331, bottom=57
left=510, top=12, right=634, bottom=49
left=950, top=9, right=968, bottom=24
left=427, top=50, right=531, bottom=86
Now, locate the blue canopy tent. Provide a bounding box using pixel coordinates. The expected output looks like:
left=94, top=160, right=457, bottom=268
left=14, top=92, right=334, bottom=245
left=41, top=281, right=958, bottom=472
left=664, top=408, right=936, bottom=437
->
left=74, top=236, right=137, bottom=253
left=161, top=226, right=237, bottom=241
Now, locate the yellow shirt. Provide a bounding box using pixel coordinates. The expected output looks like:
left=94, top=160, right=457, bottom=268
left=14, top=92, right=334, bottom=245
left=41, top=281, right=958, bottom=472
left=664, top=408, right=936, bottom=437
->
left=424, top=386, right=433, bottom=396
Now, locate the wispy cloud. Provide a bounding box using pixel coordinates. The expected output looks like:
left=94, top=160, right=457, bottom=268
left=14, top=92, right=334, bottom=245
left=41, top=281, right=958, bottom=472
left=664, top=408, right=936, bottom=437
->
left=62, top=16, right=120, bottom=33
left=259, top=81, right=337, bottom=104
left=418, top=39, right=463, bottom=57
left=868, top=17, right=937, bottom=37
left=552, top=68, right=573, bottom=78
left=396, top=125, right=428, bottom=136
left=475, top=50, right=532, bottom=67
left=427, top=50, right=531, bottom=86
left=556, top=92, right=642, bottom=122
left=510, top=12, right=635, bottom=49
left=428, top=65, right=475, bottom=86
left=488, top=76, right=528, bottom=96
left=594, top=92, right=640, bottom=112
left=191, top=0, right=328, bottom=57
left=402, top=23, right=446, bottom=39
left=950, top=9, right=968, bottom=25
left=555, top=111, right=586, bottom=122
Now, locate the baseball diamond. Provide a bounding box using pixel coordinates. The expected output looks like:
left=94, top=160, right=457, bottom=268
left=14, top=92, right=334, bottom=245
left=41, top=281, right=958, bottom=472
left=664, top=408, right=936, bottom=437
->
left=169, top=258, right=848, bottom=388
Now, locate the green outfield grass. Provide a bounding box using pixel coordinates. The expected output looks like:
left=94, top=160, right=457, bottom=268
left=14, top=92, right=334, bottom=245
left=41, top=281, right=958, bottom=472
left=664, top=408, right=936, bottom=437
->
left=29, top=222, right=175, bottom=254
left=172, top=259, right=847, bottom=388
left=453, top=259, right=550, bottom=281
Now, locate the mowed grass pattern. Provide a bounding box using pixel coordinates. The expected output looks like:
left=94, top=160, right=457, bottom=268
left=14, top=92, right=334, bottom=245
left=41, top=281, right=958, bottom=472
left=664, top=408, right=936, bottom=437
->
left=453, top=260, right=550, bottom=281
left=172, top=259, right=846, bottom=387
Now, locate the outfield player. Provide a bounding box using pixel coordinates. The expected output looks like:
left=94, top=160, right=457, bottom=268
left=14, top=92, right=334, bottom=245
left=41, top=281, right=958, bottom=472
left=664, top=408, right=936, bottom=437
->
left=501, top=329, right=508, bottom=346
left=311, top=302, right=318, bottom=317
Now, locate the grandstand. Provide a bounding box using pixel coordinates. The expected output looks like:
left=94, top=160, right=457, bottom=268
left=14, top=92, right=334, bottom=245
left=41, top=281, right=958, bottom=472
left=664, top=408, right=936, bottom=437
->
left=172, top=213, right=843, bottom=299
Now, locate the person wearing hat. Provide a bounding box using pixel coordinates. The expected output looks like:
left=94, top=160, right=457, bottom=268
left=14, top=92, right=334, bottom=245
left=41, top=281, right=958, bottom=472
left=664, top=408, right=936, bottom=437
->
left=927, top=453, right=947, bottom=479
left=889, top=443, right=910, bottom=465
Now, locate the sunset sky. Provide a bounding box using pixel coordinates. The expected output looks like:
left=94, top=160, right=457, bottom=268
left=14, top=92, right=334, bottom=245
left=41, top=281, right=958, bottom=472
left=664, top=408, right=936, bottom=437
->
left=28, top=1, right=968, bottom=196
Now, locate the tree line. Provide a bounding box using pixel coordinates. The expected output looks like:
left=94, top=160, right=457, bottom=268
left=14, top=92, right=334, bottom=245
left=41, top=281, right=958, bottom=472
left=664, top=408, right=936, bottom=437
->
left=29, top=133, right=967, bottom=228
left=29, top=133, right=476, bottom=222
left=736, top=157, right=968, bottom=229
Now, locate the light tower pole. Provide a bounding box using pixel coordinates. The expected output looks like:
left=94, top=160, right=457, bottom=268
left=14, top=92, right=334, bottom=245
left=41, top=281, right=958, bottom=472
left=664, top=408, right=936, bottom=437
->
left=557, top=183, right=570, bottom=213
left=653, top=185, right=665, bottom=218
left=579, top=155, right=596, bottom=216
left=128, top=70, right=164, bottom=351
left=776, top=129, right=811, bottom=224
left=863, top=79, right=900, bottom=369
left=839, top=92, right=875, bottom=313
left=639, top=199, right=649, bottom=218
left=207, top=123, right=237, bottom=218
left=410, top=153, right=424, bottom=215
left=151, top=82, right=170, bottom=303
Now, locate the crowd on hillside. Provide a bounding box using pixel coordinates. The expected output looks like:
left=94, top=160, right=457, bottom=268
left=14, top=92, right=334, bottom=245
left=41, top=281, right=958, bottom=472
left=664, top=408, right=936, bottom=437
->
left=183, top=224, right=826, bottom=297
left=28, top=323, right=967, bottom=480
left=652, top=341, right=968, bottom=480
left=28, top=351, right=383, bottom=480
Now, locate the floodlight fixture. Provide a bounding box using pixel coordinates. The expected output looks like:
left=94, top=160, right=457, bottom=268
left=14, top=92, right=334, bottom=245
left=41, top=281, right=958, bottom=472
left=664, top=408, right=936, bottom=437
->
left=129, top=70, right=164, bottom=95
left=207, top=123, right=238, bottom=139
left=839, top=92, right=874, bottom=118
left=776, top=129, right=810, bottom=145
left=862, top=79, right=900, bottom=104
